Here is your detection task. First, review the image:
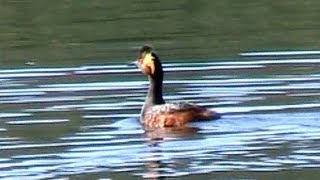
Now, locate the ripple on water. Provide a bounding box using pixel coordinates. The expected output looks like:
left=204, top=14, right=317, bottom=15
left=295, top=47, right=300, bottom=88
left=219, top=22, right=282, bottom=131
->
left=290, top=154, right=320, bottom=162
left=39, top=81, right=147, bottom=88
left=0, top=141, right=116, bottom=151
left=0, top=113, right=32, bottom=118
left=294, top=149, right=320, bottom=154
left=60, top=135, right=114, bottom=141
left=0, top=86, right=143, bottom=94
left=214, top=103, right=320, bottom=114
left=1, top=96, right=85, bottom=104
left=6, top=119, right=70, bottom=125
left=0, top=137, right=22, bottom=147
left=240, top=51, right=320, bottom=56
left=0, top=92, right=46, bottom=97
left=0, top=72, right=69, bottom=78
left=0, top=67, right=79, bottom=73
left=82, top=102, right=142, bottom=110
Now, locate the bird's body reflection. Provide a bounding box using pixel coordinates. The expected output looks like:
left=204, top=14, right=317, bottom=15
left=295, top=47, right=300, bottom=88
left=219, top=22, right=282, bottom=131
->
left=142, top=126, right=199, bottom=179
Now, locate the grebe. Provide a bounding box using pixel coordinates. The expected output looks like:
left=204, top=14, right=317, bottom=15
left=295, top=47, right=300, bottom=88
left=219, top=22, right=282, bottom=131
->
left=135, top=45, right=220, bottom=129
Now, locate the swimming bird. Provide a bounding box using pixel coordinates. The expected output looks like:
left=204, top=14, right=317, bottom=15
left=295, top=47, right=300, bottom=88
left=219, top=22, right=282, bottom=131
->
left=134, top=45, right=220, bottom=129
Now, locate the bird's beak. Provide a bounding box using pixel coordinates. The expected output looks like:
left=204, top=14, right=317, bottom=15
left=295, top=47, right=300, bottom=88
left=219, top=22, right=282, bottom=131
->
left=127, top=60, right=138, bottom=67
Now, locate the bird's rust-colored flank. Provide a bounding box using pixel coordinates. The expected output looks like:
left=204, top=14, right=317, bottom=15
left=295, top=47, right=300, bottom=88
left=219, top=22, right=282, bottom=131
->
left=135, top=45, right=220, bottom=129
left=143, top=104, right=219, bottom=128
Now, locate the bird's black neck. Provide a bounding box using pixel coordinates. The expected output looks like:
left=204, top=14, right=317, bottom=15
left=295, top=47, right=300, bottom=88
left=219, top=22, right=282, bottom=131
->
left=146, top=73, right=165, bottom=105
left=140, top=55, right=165, bottom=120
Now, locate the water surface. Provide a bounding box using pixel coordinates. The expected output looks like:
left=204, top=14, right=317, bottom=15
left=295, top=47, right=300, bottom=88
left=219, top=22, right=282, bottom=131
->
left=0, top=52, right=320, bottom=179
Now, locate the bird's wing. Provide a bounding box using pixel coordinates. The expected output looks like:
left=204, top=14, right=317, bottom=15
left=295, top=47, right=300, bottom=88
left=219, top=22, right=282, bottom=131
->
left=149, top=102, right=200, bottom=114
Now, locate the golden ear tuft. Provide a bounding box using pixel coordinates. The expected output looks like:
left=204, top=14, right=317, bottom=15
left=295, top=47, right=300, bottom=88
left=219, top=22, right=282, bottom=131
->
left=143, top=53, right=155, bottom=75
